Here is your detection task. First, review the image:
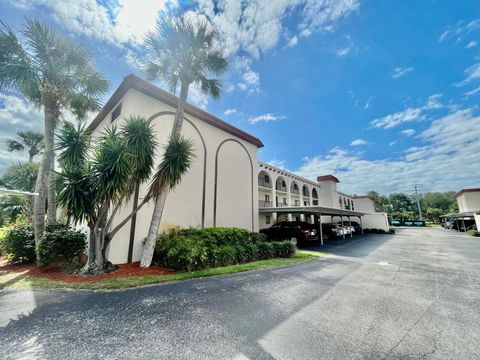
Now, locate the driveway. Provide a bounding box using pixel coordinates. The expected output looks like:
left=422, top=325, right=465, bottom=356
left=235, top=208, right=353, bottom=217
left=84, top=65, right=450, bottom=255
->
left=1, top=228, right=479, bottom=359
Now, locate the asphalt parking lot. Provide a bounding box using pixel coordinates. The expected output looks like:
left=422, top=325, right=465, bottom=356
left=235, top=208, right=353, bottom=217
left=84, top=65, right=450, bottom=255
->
left=1, top=227, right=479, bottom=359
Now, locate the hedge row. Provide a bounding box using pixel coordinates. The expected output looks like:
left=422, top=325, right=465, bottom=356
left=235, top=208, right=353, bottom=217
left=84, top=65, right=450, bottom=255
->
left=154, top=227, right=295, bottom=271
left=467, top=229, right=480, bottom=237
left=0, top=222, right=86, bottom=265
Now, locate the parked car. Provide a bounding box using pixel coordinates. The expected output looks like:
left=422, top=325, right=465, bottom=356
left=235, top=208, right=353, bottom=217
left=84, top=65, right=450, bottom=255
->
left=351, top=221, right=363, bottom=233
left=335, top=222, right=353, bottom=235
left=260, top=221, right=318, bottom=243
left=321, top=223, right=343, bottom=239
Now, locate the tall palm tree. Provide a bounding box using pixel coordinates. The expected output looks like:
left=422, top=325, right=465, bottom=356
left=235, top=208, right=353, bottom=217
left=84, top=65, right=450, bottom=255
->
left=6, top=131, right=44, bottom=162
left=0, top=19, right=109, bottom=254
left=140, top=15, right=228, bottom=267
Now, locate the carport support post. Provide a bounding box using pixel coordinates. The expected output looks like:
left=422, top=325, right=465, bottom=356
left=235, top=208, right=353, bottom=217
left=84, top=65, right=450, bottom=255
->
left=456, top=219, right=459, bottom=232
left=341, top=216, right=345, bottom=240
left=348, top=216, right=352, bottom=238
left=462, top=219, right=466, bottom=232
left=360, top=217, right=364, bottom=236
left=318, top=212, right=323, bottom=246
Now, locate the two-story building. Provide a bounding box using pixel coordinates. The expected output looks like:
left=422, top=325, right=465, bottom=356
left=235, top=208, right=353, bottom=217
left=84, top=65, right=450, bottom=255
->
left=447, top=188, right=480, bottom=231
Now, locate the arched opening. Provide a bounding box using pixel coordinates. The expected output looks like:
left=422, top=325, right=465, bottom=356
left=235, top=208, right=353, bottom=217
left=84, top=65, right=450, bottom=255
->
left=312, top=188, right=319, bottom=205
left=258, top=170, right=271, bottom=188
left=302, top=185, right=310, bottom=206
left=276, top=176, right=287, bottom=192
left=291, top=181, right=300, bottom=206
left=276, top=176, right=288, bottom=207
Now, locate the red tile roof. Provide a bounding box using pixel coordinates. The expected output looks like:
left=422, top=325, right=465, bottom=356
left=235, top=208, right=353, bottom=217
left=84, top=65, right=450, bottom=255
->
left=317, top=175, right=340, bottom=183
left=455, top=188, right=480, bottom=198
left=87, top=74, right=264, bottom=148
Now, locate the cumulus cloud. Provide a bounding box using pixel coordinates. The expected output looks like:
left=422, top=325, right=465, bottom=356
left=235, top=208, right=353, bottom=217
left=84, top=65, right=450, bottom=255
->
left=350, top=139, right=366, bottom=146
left=248, top=113, right=286, bottom=124
left=371, top=94, right=443, bottom=129
left=224, top=108, right=237, bottom=116
left=6, top=0, right=176, bottom=47
left=189, top=0, right=359, bottom=59
left=392, top=67, right=413, bottom=79
left=401, top=129, right=416, bottom=136
left=296, top=108, right=480, bottom=194
left=287, top=36, right=298, bottom=47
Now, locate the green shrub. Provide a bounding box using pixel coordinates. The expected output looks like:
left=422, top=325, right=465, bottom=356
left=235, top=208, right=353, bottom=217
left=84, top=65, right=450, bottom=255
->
left=467, top=229, right=480, bottom=237
left=0, top=223, right=35, bottom=263
left=271, top=241, right=296, bottom=258
left=37, top=222, right=86, bottom=267
left=154, top=227, right=296, bottom=271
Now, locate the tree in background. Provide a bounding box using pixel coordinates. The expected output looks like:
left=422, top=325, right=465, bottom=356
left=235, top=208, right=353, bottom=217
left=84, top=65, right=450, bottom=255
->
left=0, top=19, right=109, bottom=256
left=0, top=161, right=39, bottom=222
left=367, top=190, right=390, bottom=213
left=140, top=15, right=228, bottom=267
left=6, top=131, right=44, bottom=162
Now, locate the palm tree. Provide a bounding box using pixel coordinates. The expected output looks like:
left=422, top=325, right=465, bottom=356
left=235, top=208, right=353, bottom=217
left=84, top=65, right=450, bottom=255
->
left=6, top=131, right=44, bottom=162
left=0, top=19, right=109, bottom=255
left=56, top=118, right=158, bottom=274
left=139, top=15, right=228, bottom=267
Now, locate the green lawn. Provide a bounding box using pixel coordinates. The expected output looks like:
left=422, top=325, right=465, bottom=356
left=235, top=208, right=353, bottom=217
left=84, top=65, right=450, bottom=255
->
left=0, top=251, right=323, bottom=291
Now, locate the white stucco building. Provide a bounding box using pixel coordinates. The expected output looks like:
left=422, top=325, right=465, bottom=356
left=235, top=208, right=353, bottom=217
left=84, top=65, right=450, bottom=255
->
left=86, top=74, right=389, bottom=264
left=87, top=74, right=263, bottom=264
left=454, top=188, right=480, bottom=230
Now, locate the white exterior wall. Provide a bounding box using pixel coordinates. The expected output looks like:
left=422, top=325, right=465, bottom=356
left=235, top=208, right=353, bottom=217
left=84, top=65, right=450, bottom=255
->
left=353, top=197, right=376, bottom=213
left=91, top=88, right=259, bottom=264
left=362, top=213, right=390, bottom=232
left=457, top=192, right=480, bottom=212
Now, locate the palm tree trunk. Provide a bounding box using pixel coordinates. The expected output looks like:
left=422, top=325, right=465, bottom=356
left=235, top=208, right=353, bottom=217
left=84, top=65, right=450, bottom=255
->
left=47, top=159, right=56, bottom=221
left=140, top=187, right=168, bottom=267
left=140, top=81, right=190, bottom=268
left=33, top=103, right=55, bottom=263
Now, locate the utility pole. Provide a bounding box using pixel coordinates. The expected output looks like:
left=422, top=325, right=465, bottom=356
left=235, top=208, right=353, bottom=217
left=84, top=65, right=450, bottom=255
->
left=414, top=184, right=423, bottom=221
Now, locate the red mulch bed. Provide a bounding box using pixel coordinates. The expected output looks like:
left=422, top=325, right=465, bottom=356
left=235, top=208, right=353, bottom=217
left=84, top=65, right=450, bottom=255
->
left=0, top=257, right=173, bottom=282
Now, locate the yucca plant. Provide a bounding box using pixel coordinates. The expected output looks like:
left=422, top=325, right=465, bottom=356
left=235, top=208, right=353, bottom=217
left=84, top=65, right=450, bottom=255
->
left=56, top=117, right=158, bottom=274
left=140, top=14, right=228, bottom=267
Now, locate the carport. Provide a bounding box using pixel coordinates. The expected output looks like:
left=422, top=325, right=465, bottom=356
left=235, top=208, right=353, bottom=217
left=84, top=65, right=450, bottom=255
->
left=259, top=206, right=366, bottom=245
left=441, top=211, right=477, bottom=232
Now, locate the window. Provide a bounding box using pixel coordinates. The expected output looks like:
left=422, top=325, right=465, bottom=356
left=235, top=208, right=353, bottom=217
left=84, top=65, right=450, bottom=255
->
left=283, top=198, right=287, bottom=205
left=271, top=223, right=281, bottom=229
left=295, top=200, right=300, bottom=206
left=282, top=181, right=286, bottom=188
left=295, top=216, right=300, bottom=222
left=111, top=103, right=122, bottom=123
left=265, top=194, right=270, bottom=202
left=266, top=215, right=271, bottom=225
left=264, top=175, right=270, bottom=183
left=293, top=184, right=298, bottom=190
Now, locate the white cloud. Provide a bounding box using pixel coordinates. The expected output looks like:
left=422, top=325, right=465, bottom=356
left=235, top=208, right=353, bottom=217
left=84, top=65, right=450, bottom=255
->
left=187, top=82, right=209, bottom=109
left=7, top=0, right=176, bottom=47
left=389, top=141, right=397, bottom=146
left=235, top=57, right=261, bottom=93
left=242, top=70, right=260, bottom=86
left=392, top=66, right=413, bottom=79
left=336, top=45, right=352, bottom=57
left=438, top=18, right=480, bottom=44
left=401, top=129, right=416, bottom=136
left=224, top=108, right=237, bottom=116
left=190, top=0, right=359, bottom=59
left=466, top=40, right=478, bottom=48
left=464, top=85, right=480, bottom=97
left=456, top=61, right=480, bottom=86
left=364, top=96, right=373, bottom=109
left=248, top=113, right=285, bottom=124
left=438, top=30, right=450, bottom=43
left=371, top=94, right=443, bottom=129
left=287, top=36, right=298, bottom=47
left=350, top=139, right=366, bottom=146
left=267, top=159, right=288, bottom=170
left=296, top=108, right=480, bottom=194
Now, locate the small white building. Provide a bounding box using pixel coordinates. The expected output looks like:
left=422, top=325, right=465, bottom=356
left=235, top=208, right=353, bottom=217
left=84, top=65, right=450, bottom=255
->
left=454, top=188, right=480, bottom=230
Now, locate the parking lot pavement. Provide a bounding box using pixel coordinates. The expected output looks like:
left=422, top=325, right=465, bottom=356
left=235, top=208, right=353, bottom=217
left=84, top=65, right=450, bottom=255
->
left=1, top=227, right=479, bottom=359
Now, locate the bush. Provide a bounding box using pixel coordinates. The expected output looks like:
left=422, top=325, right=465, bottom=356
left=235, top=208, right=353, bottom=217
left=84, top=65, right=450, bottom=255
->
left=363, top=228, right=394, bottom=234
left=467, top=230, right=480, bottom=237
left=0, top=223, right=35, bottom=263
left=37, top=222, right=86, bottom=267
left=154, top=227, right=296, bottom=271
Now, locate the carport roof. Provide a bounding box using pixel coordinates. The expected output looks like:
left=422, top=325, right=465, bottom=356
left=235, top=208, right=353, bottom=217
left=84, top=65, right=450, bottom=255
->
left=440, top=211, right=479, bottom=219
left=259, top=205, right=366, bottom=217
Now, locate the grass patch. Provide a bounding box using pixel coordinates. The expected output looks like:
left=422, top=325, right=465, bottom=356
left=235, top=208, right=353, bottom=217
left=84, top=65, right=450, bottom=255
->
left=1, top=251, right=323, bottom=291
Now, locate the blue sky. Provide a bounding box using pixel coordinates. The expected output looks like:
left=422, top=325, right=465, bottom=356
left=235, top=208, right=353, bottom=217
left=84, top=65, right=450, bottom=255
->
left=0, top=0, right=479, bottom=195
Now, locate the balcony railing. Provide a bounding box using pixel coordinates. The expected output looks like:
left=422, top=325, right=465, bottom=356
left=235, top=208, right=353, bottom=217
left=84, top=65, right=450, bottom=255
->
left=258, top=178, right=272, bottom=188
left=276, top=186, right=287, bottom=193
left=291, top=188, right=300, bottom=194
left=277, top=202, right=289, bottom=207
left=259, top=200, right=273, bottom=207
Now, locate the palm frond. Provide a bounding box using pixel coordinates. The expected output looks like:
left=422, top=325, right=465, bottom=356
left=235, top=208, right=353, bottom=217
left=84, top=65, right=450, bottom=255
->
left=148, top=136, right=195, bottom=199
left=121, top=116, right=157, bottom=185
left=0, top=161, right=39, bottom=191
left=6, top=139, right=25, bottom=152
left=56, top=121, right=91, bottom=168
